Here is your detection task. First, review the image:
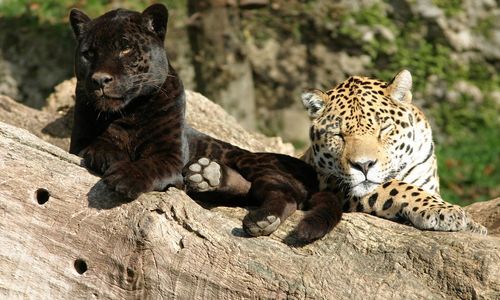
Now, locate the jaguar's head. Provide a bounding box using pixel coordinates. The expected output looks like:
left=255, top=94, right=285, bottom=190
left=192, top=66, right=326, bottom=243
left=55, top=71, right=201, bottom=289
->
left=70, top=4, right=169, bottom=112
left=302, top=70, right=422, bottom=197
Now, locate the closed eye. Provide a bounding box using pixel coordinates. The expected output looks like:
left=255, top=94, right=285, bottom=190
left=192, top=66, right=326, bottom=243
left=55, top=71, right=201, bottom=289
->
left=379, top=123, right=393, bottom=138
left=381, top=124, right=392, bottom=131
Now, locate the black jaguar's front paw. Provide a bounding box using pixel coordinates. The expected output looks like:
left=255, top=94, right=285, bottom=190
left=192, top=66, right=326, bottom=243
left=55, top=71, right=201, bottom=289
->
left=295, top=214, right=332, bottom=242
left=294, top=191, right=343, bottom=243
left=103, top=161, right=152, bottom=199
left=242, top=209, right=281, bottom=237
left=80, top=145, right=128, bottom=174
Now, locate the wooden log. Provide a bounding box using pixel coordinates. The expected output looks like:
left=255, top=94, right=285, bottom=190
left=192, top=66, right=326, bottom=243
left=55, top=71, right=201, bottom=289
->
left=0, top=94, right=499, bottom=299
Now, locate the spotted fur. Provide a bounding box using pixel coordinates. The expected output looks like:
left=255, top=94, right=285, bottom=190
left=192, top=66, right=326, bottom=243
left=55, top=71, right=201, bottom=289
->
left=69, top=4, right=341, bottom=243
left=301, top=70, right=486, bottom=234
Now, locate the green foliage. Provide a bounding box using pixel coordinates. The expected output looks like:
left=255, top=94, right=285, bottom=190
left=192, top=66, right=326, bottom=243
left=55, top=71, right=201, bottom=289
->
left=337, top=4, right=398, bottom=58
left=436, top=128, right=499, bottom=205
left=240, top=4, right=305, bottom=46
left=0, top=0, right=186, bottom=23
left=431, top=87, right=499, bottom=206
left=432, top=0, right=463, bottom=17
left=0, top=0, right=103, bottom=23
left=474, top=15, right=496, bottom=38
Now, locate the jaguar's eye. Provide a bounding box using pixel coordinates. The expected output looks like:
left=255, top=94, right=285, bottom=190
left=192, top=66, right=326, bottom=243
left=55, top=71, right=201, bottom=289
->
left=379, top=123, right=394, bottom=138
left=81, top=50, right=95, bottom=60
left=119, top=47, right=133, bottom=57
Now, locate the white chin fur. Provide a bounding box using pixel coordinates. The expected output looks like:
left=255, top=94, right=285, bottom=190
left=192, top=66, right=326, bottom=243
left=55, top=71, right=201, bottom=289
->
left=350, top=183, right=377, bottom=198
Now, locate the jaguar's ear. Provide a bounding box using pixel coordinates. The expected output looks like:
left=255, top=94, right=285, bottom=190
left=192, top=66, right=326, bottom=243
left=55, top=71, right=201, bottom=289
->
left=142, top=3, right=169, bottom=41
left=301, top=89, right=327, bottom=118
left=69, top=8, right=91, bottom=40
left=387, top=69, right=412, bottom=103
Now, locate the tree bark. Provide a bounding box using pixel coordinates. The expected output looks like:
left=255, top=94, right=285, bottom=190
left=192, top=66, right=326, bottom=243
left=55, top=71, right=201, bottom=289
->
left=187, top=0, right=256, bottom=130
left=0, top=92, right=499, bottom=299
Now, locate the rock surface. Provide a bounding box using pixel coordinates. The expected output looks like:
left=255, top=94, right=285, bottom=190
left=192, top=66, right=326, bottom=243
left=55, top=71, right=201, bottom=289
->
left=0, top=95, right=499, bottom=299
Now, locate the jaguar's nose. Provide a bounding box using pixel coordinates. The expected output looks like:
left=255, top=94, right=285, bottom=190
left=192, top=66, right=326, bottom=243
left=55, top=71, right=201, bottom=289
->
left=92, top=72, right=113, bottom=88
left=349, top=159, right=377, bottom=176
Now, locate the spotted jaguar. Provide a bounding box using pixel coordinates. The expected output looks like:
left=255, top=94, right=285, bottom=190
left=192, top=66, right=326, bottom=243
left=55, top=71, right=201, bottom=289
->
left=301, top=70, right=486, bottom=234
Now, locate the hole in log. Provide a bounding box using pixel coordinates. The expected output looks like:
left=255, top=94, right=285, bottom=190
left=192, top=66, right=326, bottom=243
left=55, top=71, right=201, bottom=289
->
left=74, top=259, right=88, bottom=274
left=35, top=188, right=50, bottom=205
left=127, top=267, right=135, bottom=278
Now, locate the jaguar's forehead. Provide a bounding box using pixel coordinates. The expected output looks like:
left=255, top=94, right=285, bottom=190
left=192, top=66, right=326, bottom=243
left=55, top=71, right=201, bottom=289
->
left=326, top=75, right=388, bottom=100
left=83, top=10, right=149, bottom=46
left=319, top=75, right=405, bottom=132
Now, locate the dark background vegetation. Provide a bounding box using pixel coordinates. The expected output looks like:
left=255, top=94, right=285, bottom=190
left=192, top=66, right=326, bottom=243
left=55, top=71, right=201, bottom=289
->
left=0, top=0, right=498, bottom=205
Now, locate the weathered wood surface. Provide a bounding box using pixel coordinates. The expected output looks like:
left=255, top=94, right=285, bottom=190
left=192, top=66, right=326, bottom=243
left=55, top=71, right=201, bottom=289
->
left=0, top=94, right=499, bottom=299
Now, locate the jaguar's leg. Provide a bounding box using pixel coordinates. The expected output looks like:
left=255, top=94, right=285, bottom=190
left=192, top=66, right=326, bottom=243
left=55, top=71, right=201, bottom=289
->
left=351, top=179, right=487, bottom=235
left=185, top=150, right=320, bottom=238
left=294, top=191, right=343, bottom=242
left=242, top=175, right=305, bottom=237
left=183, top=157, right=251, bottom=198
left=185, top=158, right=305, bottom=236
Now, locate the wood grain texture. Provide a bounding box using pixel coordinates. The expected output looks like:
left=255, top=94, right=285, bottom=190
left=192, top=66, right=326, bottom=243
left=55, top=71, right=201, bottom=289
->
left=0, top=121, right=499, bottom=299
